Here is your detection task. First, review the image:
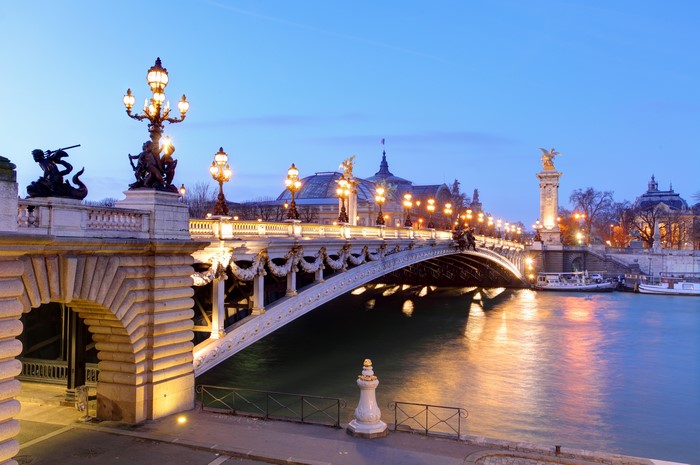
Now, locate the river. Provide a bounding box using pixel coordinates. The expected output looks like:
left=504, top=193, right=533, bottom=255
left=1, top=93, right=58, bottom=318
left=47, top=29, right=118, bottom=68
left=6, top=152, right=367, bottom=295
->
left=196, top=286, right=700, bottom=464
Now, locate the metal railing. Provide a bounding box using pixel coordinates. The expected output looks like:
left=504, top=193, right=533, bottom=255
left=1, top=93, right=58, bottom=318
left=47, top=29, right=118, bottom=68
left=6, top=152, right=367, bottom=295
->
left=18, top=358, right=99, bottom=386
left=388, top=401, right=468, bottom=438
left=197, top=384, right=346, bottom=427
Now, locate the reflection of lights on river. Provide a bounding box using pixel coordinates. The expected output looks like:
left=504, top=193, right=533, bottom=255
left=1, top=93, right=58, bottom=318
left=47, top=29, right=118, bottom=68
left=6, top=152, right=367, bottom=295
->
left=465, top=304, right=485, bottom=340
left=364, top=298, right=375, bottom=310
left=402, top=300, right=414, bottom=317
left=518, top=289, right=538, bottom=320
left=418, top=286, right=428, bottom=297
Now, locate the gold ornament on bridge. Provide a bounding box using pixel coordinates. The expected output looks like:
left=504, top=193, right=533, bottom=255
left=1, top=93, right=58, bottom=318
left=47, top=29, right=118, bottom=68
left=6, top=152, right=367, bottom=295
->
left=538, top=147, right=561, bottom=171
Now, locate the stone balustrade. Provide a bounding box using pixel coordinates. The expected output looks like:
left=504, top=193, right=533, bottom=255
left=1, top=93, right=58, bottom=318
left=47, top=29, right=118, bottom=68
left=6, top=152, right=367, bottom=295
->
left=189, top=217, right=466, bottom=242
left=18, top=198, right=150, bottom=239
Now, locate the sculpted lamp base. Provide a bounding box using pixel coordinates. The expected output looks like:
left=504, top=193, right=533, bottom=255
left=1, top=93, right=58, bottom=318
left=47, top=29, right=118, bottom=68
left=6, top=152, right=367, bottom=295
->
left=346, top=359, right=388, bottom=439
left=347, top=418, right=388, bottom=438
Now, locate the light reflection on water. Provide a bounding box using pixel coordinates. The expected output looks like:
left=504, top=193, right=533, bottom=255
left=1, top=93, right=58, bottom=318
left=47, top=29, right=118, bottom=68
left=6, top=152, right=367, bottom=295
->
left=197, top=289, right=700, bottom=465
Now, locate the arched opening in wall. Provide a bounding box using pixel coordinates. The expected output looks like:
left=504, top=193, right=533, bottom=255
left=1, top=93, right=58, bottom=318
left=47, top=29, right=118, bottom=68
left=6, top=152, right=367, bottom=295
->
left=18, top=302, right=98, bottom=398
left=571, top=257, right=584, bottom=272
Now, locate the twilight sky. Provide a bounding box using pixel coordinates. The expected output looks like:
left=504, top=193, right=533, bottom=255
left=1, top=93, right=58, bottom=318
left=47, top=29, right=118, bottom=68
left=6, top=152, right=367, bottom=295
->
left=1, top=0, right=698, bottom=224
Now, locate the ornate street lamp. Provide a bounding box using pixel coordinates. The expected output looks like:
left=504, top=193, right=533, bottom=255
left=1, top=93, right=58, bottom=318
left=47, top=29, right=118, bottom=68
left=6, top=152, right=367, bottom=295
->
left=284, top=163, right=302, bottom=220
left=426, top=198, right=436, bottom=229
left=375, top=185, right=386, bottom=226
left=336, top=175, right=350, bottom=223
left=477, top=212, right=484, bottom=234
left=496, top=219, right=502, bottom=238
left=403, top=192, right=413, bottom=227
left=533, top=219, right=542, bottom=242
left=209, top=147, right=232, bottom=216
left=465, top=209, right=473, bottom=229
left=444, top=203, right=452, bottom=230
left=123, top=59, right=190, bottom=192
left=123, top=58, right=189, bottom=145
left=504, top=222, right=510, bottom=240
left=487, top=216, right=494, bottom=236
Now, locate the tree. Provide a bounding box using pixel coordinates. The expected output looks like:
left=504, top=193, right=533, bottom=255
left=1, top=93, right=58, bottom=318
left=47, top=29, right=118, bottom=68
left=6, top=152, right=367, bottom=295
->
left=625, top=205, right=660, bottom=249
left=599, top=200, right=632, bottom=247
left=183, top=182, right=216, bottom=219
left=299, top=205, right=319, bottom=223
left=83, top=198, right=117, bottom=207
left=569, top=187, right=613, bottom=244
left=450, top=179, right=470, bottom=215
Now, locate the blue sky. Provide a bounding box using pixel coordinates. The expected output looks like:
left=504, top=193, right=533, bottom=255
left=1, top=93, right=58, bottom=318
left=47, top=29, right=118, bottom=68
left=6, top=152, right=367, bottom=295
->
left=1, top=0, right=698, bottom=224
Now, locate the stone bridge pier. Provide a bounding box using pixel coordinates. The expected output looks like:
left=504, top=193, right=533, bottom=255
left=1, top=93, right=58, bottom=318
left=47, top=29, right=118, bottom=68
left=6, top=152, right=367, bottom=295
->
left=0, top=156, right=201, bottom=464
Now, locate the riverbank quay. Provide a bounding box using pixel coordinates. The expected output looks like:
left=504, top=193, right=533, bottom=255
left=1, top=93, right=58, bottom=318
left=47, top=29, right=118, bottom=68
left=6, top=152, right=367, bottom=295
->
left=14, top=383, right=687, bottom=465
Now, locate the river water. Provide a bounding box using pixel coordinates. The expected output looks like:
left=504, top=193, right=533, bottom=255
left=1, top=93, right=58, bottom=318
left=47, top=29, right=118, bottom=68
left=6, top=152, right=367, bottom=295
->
left=197, top=287, right=700, bottom=464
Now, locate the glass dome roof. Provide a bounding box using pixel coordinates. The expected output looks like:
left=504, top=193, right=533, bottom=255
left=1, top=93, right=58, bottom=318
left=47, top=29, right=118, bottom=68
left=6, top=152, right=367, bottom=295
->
left=276, top=172, right=377, bottom=202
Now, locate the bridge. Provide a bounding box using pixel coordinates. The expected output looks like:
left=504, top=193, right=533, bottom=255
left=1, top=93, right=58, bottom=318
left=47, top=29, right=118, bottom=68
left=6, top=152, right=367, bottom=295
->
left=0, top=186, right=523, bottom=462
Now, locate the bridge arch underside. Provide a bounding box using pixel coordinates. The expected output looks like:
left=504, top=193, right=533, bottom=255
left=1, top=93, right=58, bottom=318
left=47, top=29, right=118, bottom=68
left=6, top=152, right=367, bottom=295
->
left=193, top=244, right=525, bottom=376
left=374, top=253, right=524, bottom=288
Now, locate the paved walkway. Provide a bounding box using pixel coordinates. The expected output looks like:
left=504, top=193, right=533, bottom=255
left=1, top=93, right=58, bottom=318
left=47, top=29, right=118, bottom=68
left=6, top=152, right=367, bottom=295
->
left=15, top=382, right=668, bottom=465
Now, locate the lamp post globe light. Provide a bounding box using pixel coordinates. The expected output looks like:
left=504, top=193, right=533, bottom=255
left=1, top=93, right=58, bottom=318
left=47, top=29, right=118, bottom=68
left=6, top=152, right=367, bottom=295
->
left=123, top=58, right=189, bottom=192
left=466, top=209, right=473, bottom=229
left=284, top=163, right=302, bottom=220
left=403, top=192, right=413, bottom=227
left=209, top=147, right=232, bottom=216
left=336, top=176, right=350, bottom=223
left=496, top=219, right=502, bottom=238
left=477, top=212, right=484, bottom=234
left=426, top=198, right=436, bottom=229
left=374, top=185, right=386, bottom=226
left=443, top=203, right=452, bottom=230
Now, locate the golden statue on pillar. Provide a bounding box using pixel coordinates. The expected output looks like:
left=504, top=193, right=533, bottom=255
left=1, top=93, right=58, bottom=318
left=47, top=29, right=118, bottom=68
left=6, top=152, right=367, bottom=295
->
left=340, top=155, right=356, bottom=178
left=539, top=147, right=561, bottom=171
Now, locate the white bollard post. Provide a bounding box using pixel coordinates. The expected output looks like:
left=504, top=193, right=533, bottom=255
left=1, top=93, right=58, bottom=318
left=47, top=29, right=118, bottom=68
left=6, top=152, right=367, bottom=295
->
left=347, top=359, right=388, bottom=438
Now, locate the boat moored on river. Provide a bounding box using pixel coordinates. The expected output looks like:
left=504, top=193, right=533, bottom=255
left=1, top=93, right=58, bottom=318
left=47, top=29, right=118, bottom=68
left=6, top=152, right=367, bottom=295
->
left=637, top=280, right=700, bottom=296
left=534, top=272, right=616, bottom=292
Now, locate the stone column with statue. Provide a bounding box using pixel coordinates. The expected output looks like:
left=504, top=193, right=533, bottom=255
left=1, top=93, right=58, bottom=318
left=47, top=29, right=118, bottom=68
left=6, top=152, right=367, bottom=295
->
left=535, top=148, right=563, bottom=245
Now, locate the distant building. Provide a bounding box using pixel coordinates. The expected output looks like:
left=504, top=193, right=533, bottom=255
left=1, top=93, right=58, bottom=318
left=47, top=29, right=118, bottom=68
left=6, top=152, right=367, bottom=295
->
left=633, top=175, right=689, bottom=211
left=276, top=149, right=452, bottom=228
left=631, top=175, right=698, bottom=250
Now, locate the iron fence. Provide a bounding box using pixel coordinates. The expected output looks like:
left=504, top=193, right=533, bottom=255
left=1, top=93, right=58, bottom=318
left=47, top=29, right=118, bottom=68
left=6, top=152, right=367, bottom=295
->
left=18, top=358, right=99, bottom=386
left=197, top=384, right=346, bottom=427
left=388, top=401, right=468, bottom=438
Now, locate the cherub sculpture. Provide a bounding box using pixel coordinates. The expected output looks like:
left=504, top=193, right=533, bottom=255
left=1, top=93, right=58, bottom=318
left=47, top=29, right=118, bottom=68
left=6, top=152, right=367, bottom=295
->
left=539, top=147, right=561, bottom=171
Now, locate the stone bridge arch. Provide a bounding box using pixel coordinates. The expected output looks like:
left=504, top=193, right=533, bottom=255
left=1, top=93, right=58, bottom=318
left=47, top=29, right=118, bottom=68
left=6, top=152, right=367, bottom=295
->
left=0, top=241, right=198, bottom=446
left=193, top=242, right=525, bottom=376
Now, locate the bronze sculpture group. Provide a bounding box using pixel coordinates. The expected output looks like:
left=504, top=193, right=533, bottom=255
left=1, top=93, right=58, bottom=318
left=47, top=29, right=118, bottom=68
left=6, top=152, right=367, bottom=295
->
left=128, top=139, right=178, bottom=192
left=26, top=145, right=87, bottom=200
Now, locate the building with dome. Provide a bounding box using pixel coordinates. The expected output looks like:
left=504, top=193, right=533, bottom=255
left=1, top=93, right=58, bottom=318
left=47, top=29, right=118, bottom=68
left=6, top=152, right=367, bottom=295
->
left=276, top=149, right=453, bottom=228
left=631, top=175, right=698, bottom=249
left=633, top=175, right=689, bottom=211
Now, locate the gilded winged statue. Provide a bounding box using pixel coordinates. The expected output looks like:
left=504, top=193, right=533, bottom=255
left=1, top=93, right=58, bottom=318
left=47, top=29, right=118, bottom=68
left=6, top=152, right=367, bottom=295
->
left=539, top=148, right=561, bottom=170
